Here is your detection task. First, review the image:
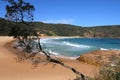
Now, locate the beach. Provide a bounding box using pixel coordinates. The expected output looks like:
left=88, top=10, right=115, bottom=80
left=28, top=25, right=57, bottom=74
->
left=0, top=36, right=99, bottom=80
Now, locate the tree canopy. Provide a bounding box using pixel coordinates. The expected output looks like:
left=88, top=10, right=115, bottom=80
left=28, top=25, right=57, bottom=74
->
left=2, top=0, right=35, bottom=38
left=3, top=0, right=35, bottom=24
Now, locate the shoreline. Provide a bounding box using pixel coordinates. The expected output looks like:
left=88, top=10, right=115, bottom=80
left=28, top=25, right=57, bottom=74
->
left=0, top=36, right=99, bottom=80
left=40, top=36, right=120, bottom=39
left=40, top=37, right=120, bottom=60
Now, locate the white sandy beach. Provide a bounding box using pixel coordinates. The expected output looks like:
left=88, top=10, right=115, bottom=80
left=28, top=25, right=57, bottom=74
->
left=0, top=36, right=99, bottom=80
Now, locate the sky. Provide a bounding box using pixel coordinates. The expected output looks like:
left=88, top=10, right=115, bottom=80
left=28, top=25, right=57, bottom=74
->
left=0, top=0, right=120, bottom=27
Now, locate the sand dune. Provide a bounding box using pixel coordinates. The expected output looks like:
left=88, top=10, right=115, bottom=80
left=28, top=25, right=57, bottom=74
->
left=0, top=36, right=98, bottom=80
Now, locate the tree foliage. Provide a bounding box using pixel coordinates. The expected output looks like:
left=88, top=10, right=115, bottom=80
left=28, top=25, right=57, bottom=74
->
left=2, top=0, right=35, bottom=38
left=1, top=18, right=120, bottom=37
left=3, top=0, right=35, bottom=24
left=2, top=0, right=86, bottom=80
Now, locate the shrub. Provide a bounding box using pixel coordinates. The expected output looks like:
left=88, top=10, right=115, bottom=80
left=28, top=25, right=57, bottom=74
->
left=93, top=60, right=120, bottom=80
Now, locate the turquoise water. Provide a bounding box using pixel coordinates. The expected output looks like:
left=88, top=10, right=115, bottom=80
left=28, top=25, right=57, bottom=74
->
left=40, top=38, right=120, bottom=58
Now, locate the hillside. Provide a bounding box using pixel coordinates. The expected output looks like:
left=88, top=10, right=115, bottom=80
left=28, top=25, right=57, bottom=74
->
left=0, top=18, right=120, bottom=38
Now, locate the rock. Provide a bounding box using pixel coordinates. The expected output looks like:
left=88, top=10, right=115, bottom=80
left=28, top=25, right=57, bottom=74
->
left=83, top=30, right=105, bottom=38
left=77, top=50, right=120, bottom=66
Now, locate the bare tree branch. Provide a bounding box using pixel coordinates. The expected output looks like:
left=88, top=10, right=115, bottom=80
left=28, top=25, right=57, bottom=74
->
left=33, top=32, right=86, bottom=80
left=3, top=0, right=86, bottom=79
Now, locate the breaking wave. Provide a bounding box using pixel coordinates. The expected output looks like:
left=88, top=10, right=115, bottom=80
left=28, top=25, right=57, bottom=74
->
left=63, top=41, right=90, bottom=48
left=39, top=38, right=120, bottom=58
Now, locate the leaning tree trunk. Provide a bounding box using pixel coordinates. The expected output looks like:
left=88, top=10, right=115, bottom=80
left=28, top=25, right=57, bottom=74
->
left=34, top=32, right=86, bottom=80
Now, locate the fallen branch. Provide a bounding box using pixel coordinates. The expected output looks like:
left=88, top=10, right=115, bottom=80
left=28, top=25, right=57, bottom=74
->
left=34, top=32, right=86, bottom=80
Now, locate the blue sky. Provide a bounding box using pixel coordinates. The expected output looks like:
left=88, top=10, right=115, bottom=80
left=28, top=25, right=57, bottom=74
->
left=0, top=0, right=120, bottom=27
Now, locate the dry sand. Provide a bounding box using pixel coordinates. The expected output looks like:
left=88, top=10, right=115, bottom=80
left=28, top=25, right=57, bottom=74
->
left=0, top=36, right=99, bottom=80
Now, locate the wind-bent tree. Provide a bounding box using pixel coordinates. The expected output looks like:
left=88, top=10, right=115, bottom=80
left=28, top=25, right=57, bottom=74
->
left=4, top=0, right=35, bottom=23
left=3, top=0, right=35, bottom=38
left=3, top=0, right=86, bottom=80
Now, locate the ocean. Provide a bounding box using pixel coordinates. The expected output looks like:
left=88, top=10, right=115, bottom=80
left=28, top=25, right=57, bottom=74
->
left=40, top=38, right=120, bottom=58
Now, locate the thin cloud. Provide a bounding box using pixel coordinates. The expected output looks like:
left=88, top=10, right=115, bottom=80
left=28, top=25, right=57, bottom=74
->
left=43, top=19, right=74, bottom=24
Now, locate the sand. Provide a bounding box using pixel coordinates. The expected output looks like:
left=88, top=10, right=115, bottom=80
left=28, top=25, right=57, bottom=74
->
left=0, top=36, right=99, bottom=80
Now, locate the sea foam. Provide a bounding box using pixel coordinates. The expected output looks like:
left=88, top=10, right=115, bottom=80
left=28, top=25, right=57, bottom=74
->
left=63, top=41, right=90, bottom=48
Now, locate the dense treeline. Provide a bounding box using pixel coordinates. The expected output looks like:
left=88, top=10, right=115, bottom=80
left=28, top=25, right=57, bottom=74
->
left=0, top=18, right=120, bottom=38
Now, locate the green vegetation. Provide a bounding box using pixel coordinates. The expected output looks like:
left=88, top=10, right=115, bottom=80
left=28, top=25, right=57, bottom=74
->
left=92, top=60, right=120, bottom=80
left=0, top=17, right=120, bottom=37
left=75, top=60, right=120, bottom=80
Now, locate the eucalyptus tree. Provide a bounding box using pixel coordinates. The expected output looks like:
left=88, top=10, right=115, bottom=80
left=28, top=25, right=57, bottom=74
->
left=4, top=0, right=35, bottom=23
left=3, top=0, right=35, bottom=38
left=2, top=0, right=86, bottom=80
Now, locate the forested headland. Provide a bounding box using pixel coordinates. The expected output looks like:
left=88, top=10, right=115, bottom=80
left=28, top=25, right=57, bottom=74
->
left=0, top=18, right=120, bottom=38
